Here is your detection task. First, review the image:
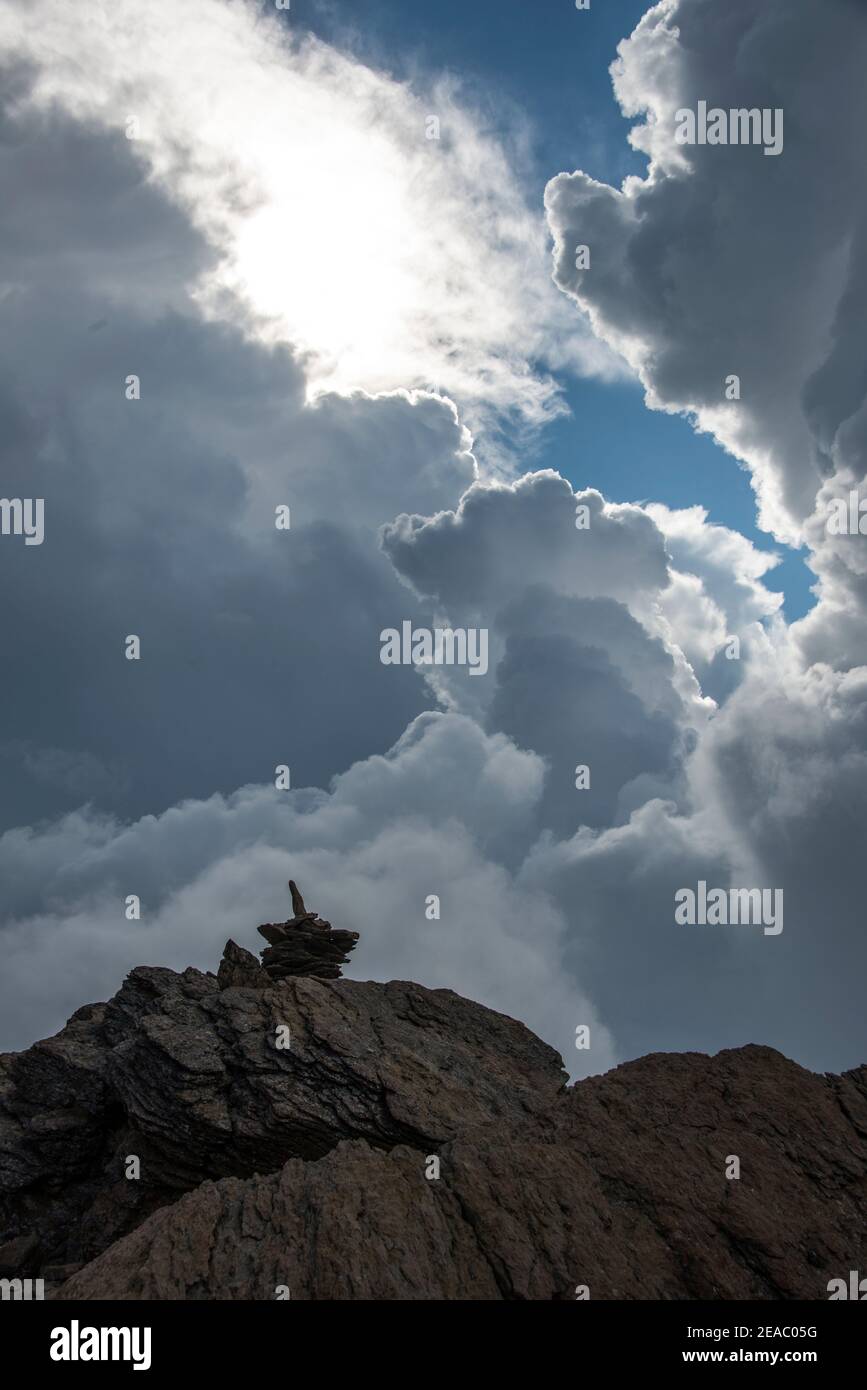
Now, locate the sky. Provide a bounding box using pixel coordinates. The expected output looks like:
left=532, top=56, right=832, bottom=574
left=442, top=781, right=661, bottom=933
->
left=302, top=0, right=816, bottom=618
left=0, top=0, right=865, bottom=1082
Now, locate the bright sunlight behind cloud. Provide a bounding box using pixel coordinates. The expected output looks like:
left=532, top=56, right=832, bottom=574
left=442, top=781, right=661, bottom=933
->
left=0, top=0, right=621, bottom=435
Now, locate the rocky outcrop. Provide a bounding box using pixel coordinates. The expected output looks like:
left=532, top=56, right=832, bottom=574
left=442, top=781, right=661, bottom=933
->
left=216, top=940, right=269, bottom=991
left=0, top=888, right=864, bottom=1300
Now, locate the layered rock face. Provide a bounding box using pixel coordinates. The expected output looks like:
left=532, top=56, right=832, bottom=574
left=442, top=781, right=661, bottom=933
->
left=0, top=887, right=864, bottom=1300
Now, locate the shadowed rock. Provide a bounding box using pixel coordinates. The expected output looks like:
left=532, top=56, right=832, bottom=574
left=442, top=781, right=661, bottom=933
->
left=257, top=923, right=359, bottom=981
left=0, top=1232, right=40, bottom=1276
left=217, top=940, right=269, bottom=991
left=0, top=955, right=563, bottom=1281
left=42, top=1041, right=867, bottom=1302
left=0, top=889, right=864, bottom=1299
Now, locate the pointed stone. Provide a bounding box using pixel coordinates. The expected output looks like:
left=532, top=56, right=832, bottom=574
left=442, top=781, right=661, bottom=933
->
left=217, top=939, right=269, bottom=990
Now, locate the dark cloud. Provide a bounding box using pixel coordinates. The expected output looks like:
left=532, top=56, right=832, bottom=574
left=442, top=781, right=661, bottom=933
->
left=489, top=589, right=684, bottom=834
left=0, top=100, right=475, bottom=829
left=382, top=471, right=670, bottom=614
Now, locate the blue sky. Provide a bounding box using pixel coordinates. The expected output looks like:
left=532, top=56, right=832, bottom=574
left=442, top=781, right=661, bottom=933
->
left=302, top=0, right=815, bottom=619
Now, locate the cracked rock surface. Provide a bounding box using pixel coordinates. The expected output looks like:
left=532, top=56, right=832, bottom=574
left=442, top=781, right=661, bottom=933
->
left=0, top=952, right=864, bottom=1299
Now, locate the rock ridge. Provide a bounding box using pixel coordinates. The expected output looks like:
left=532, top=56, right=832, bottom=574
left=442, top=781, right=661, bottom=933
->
left=0, top=885, right=863, bottom=1299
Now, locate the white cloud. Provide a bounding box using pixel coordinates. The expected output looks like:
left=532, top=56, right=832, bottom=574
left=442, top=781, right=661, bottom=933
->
left=0, top=0, right=621, bottom=448
left=545, top=0, right=867, bottom=543
left=0, top=712, right=613, bottom=1077
left=537, top=0, right=867, bottom=1073
left=645, top=503, right=783, bottom=695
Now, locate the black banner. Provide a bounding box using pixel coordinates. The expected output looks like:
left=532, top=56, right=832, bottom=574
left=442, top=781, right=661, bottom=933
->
left=1, top=1298, right=860, bottom=1374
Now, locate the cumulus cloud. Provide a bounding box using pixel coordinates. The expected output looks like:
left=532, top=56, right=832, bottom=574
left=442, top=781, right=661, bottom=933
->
left=382, top=471, right=670, bottom=618
left=645, top=503, right=783, bottom=702
left=539, top=0, right=867, bottom=1072
left=0, top=711, right=613, bottom=1077
left=381, top=470, right=717, bottom=730
left=0, top=93, right=482, bottom=829
left=0, top=0, right=620, bottom=446
left=545, top=0, right=867, bottom=545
